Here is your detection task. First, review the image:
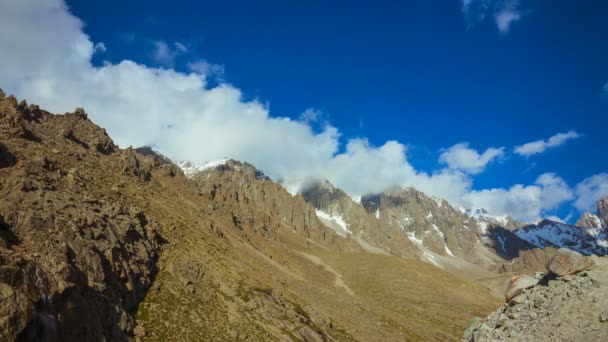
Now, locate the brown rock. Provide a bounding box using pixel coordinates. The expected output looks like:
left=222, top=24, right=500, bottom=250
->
left=547, top=248, right=594, bottom=276
left=505, top=274, right=539, bottom=301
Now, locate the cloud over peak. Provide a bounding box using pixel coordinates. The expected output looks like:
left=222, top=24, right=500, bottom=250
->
left=574, top=173, right=608, bottom=212
left=462, top=173, right=573, bottom=222
left=514, top=130, right=580, bottom=157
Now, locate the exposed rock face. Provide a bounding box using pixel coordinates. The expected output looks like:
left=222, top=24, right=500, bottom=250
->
left=464, top=255, right=608, bottom=342
left=576, top=196, right=608, bottom=229
left=0, top=94, right=163, bottom=340
left=360, top=187, right=507, bottom=269
left=597, top=196, right=608, bottom=228
left=301, top=180, right=418, bottom=258
left=190, top=162, right=341, bottom=247
left=575, top=211, right=602, bottom=229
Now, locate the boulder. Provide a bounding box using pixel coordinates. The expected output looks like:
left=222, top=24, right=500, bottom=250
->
left=505, top=275, right=539, bottom=301
left=547, top=248, right=594, bottom=277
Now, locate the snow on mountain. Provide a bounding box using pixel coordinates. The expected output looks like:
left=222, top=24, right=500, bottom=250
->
left=178, top=159, right=229, bottom=177
left=514, top=220, right=608, bottom=256
left=407, top=232, right=440, bottom=267
left=315, top=209, right=351, bottom=236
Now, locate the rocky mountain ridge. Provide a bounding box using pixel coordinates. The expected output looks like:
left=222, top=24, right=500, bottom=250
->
left=1, top=92, right=500, bottom=341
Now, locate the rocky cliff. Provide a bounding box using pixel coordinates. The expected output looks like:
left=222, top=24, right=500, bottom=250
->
left=0, top=93, right=168, bottom=341
left=301, top=180, right=418, bottom=258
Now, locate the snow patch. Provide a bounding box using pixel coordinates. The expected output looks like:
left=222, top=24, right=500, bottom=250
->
left=432, top=197, right=444, bottom=208
left=178, top=159, right=229, bottom=177
left=315, top=209, right=351, bottom=236
left=514, top=222, right=608, bottom=255
left=407, top=232, right=424, bottom=246
left=430, top=224, right=454, bottom=256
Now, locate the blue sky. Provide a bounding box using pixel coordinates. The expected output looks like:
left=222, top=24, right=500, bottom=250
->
left=1, top=0, right=607, bottom=222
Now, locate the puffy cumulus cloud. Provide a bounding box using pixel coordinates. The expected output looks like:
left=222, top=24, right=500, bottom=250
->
left=439, top=143, right=504, bottom=174
left=514, top=131, right=580, bottom=157
left=461, top=0, right=524, bottom=34
left=574, top=173, right=608, bottom=211
left=0, top=0, right=586, bottom=223
left=0, top=0, right=471, bottom=202
left=461, top=173, right=574, bottom=222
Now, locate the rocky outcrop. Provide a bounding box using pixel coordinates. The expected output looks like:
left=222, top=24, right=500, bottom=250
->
left=575, top=196, right=608, bottom=229
left=598, top=196, right=608, bottom=228
left=464, top=250, right=608, bottom=342
left=0, top=93, right=164, bottom=340
left=189, top=162, right=341, bottom=247
left=575, top=211, right=602, bottom=229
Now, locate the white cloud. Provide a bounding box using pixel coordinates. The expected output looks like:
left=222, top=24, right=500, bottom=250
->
left=574, top=173, right=608, bottom=212
left=152, top=41, right=179, bottom=66
left=461, top=173, right=573, bottom=222
left=152, top=41, right=190, bottom=67
left=299, top=108, right=323, bottom=124
left=461, top=0, right=524, bottom=34
left=514, top=130, right=580, bottom=157
left=0, top=0, right=588, bottom=223
left=494, top=1, right=522, bottom=34
left=186, top=60, right=225, bottom=78
left=94, top=42, right=107, bottom=54
left=439, top=143, right=504, bottom=174
left=174, top=41, right=188, bottom=53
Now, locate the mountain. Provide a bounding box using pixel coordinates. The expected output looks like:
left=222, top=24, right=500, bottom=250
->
left=302, top=181, right=529, bottom=276
left=0, top=93, right=500, bottom=341
left=576, top=196, right=608, bottom=229
left=300, top=180, right=418, bottom=258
